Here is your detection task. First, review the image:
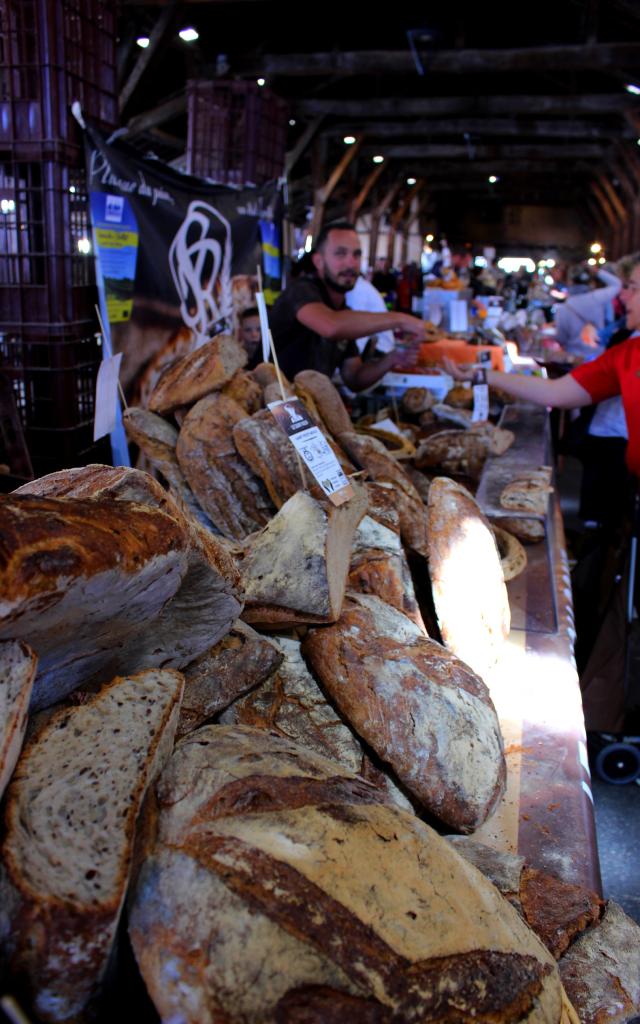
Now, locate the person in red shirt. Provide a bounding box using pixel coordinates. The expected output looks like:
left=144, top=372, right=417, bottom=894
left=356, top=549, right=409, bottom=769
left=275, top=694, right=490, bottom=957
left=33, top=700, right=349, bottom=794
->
left=444, top=254, right=640, bottom=475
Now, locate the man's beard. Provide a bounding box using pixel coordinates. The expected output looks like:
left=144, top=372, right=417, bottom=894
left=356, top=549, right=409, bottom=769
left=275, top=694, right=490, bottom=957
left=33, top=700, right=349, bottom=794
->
left=323, top=268, right=358, bottom=294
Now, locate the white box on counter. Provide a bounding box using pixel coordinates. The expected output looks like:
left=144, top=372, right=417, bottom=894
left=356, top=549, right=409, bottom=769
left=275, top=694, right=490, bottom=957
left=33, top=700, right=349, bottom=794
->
left=380, top=372, right=453, bottom=400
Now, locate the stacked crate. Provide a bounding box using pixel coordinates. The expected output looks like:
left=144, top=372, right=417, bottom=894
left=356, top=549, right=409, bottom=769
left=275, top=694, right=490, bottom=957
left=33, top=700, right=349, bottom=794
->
left=186, top=80, right=288, bottom=186
left=0, top=0, right=117, bottom=479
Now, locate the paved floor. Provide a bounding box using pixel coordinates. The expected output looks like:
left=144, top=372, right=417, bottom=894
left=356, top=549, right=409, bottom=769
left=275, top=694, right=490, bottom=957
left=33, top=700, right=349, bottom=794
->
left=557, top=454, right=640, bottom=923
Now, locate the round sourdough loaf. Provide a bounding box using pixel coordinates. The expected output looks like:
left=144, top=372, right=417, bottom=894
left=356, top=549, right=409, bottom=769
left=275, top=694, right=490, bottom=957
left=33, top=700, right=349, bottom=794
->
left=427, top=476, right=510, bottom=678
left=301, top=593, right=506, bottom=831
left=128, top=725, right=563, bottom=1024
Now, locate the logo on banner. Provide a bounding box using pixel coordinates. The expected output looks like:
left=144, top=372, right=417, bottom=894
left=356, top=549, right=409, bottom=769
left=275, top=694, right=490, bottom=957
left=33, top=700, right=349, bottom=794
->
left=169, top=200, right=233, bottom=345
left=105, top=194, right=125, bottom=223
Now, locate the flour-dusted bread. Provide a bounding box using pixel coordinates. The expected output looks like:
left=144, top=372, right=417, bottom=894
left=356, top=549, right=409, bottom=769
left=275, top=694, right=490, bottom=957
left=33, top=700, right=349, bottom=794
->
left=0, top=641, right=37, bottom=802
left=220, top=368, right=263, bottom=414
left=500, top=466, right=554, bottom=517
left=448, top=837, right=604, bottom=960
left=415, top=428, right=487, bottom=477
left=338, top=430, right=430, bottom=558
left=148, top=333, right=247, bottom=414
left=176, top=392, right=273, bottom=540
left=241, top=486, right=367, bottom=627
left=2, top=477, right=242, bottom=709
left=302, top=592, right=506, bottom=831
left=493, top=524, right=528, bottom=581
left=177, top=621, right=284, bottom=739
left=559, top=900, right=640, bottom=1024
left=0, top=668, right=185, bottom=1023
left=427, top=476, right=510, bottom=678
left=220, top=637, right=411, bottom=811
left=232, top=407, right=306, bottom=507
left=349, top=509, right=426, bottom=630
left=294, top=369, right=353, bottom=437
left=128, top=725, right=562, bottom=1024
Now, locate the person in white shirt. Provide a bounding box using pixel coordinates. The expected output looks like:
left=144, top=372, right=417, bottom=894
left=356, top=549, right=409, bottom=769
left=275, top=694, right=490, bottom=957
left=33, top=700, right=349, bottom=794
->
left=345, top=275, right=396, bottom=354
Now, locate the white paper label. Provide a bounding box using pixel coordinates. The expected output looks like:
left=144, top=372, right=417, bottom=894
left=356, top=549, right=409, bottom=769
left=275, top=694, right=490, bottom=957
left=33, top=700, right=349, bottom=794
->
left=93, top=352, right=123, bottom=441
left=268, top=398, right=353, bottom=504
left=472, top=382, right=489, bottom=423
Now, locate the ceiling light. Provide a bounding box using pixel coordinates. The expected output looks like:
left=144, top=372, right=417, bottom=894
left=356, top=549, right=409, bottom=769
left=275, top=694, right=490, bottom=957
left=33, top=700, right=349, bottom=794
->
left=587, top=257, right=597, bottom=266
left=178, top=27, right=199, bottom=42
left=625, top=83, right=640, bottom=95
left=425, top=233, right=434, bottom=243
left=488, top=175, right=498, bottom=184
left=136, top=36, right=150, bottom=48
left=69, top=185, right=76, bottom=194
left=406, top=177, right=416, bottom=185
left=343, top=135, right=356, bottom=145
left=372, top=155, right=384, bottom=164
left=598, top=257, right=606, bottom=265
left=256, top=77, right=266, bottom=87
left=546, top=258, right=556, bottom=268
left=289, top=119, right=296, bottom=126
left=590, top=242, right=602, bottom=254
left=0, top=198, right=15, bottom=214
left=77, top=238, right=91, bottom=255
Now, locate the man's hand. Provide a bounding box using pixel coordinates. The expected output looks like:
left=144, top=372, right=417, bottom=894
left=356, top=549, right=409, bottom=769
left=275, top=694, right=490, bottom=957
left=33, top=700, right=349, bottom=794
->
left=394, top=312, right=427, bottom=341
left=442, top=356, right=476, bottom=382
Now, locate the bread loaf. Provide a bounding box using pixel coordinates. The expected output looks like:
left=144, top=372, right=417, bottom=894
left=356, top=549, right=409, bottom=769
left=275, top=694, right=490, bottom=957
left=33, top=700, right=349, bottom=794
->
left=302, top=592, right=506, bottom=831
left=221, top=368, right=263, bottom=413
left=427, top=476, right=510, bottom=678
left=294, top=369, right=353, bottom=437
left=0, top=668, right=184, bottom=1023
left=176, top=392, right=273, bottom=539
left=415, top=428, right=487, bottom=477
left=177, top=621, right=284, bottom=738
left=349, top=511, right=426, bottom=630
left=128, top=725, right=562, bottom=1024
left=500, top=467, right=554, bottom=517
left=445, top=383, right=474, bottom=408
left=338, top=431, right=430, bottom=557
left=233, top=408, right=305, bottom=507
left=148, top=333, right=247, bottom=413
left=493, top=524, right=528, bottom=581
left=0, top=640, right=37, bottom=801
left=401, top=386, right=435, bottom=415
left=559, top=900, right=640, bottom=1024
left=220, top=637, right=412, bottom=810
left=241, top=487, right=367, bottom=627
left=493, top=515, right=546, bottom=543
left=1, top=481, right=242, bottom=709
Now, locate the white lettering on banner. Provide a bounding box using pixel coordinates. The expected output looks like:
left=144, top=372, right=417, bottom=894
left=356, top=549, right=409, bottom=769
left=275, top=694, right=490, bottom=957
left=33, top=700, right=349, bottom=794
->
left=168, top=200, right=233, bottom=345
left=88, top=151, right=176, bottom=206
left=93, top=353, right=123, bottom=441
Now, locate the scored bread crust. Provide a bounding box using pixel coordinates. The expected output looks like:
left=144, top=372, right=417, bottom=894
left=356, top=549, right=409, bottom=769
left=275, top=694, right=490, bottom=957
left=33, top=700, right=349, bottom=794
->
left=427, top=476, right=510, bottom=678
left=0, top=668, right=185, bottom=1023
left=128, top=725, right=561, bottom=1024
left=148, top=333, right=247, bottom=413
left=0, top=640, right=37, bottom=803
left=302, top=593, right=506, bottom=831
left=294, top=370, right=353, bottom=437
left=233, top=408, right=305, bottom=508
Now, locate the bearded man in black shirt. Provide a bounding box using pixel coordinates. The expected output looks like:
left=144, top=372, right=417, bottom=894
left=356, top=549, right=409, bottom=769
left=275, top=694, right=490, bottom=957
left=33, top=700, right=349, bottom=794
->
left=269, top=221, right=425, bottom=391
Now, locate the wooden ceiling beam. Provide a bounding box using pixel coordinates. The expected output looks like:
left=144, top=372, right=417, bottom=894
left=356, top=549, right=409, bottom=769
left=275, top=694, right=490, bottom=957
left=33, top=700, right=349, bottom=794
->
left=285, top=115, right=324, bottom=176
left=323, top=118, right=623, bottom=140
left=296, top=95, right=638, bottom=118
left=125, top=94, right=186, bottom=135
left=349, top=162, right=386, bottom=221
left=119, top=3, right=176, bottom=113
left=244, top=43, right=640, bottom=77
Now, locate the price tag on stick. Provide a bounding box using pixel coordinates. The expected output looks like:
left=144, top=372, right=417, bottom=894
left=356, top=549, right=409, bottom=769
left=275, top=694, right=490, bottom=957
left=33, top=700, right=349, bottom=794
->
left=268, top=398, right=354, bottom=505
left=471, top=359, right=490, bottom=423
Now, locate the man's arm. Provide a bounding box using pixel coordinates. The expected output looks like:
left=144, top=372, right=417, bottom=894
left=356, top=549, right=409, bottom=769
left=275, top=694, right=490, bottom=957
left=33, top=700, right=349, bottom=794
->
left=296, top=302, right=425, bottom=342
left=340, top=343, right=420, bottom=392
left=442, top=357, right=593, bottom=409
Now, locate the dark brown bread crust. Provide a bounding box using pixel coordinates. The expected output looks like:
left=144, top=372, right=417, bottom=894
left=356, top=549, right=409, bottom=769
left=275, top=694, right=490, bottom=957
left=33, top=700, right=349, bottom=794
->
left=294, top=370, right=353, bottom=437
left=302, top=596, right=506, bottom=831
left=176, top=392, right=273, bottom=539
left=221, top=369, right=263, bottom=413
left=233, top=408, right=305, bottom=507
left=177, top=623, right=284, bottom=738
left=148, top=333, right=247, bottom=413
left=520, top=867, right=604, bottom=960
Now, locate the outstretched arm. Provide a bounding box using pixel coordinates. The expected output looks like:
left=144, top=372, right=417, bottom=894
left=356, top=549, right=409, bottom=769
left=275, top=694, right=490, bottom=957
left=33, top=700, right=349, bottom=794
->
left=442, top=357, right=593, bottom=409
left=296, top=302, right=426, bottom=342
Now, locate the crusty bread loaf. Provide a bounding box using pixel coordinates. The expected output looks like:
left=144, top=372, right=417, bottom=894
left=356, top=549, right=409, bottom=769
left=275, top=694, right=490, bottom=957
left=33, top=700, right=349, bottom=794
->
left=220, top=637, right=412, bottom=810
left=559, top=900, right=640, bottom=1024
left=221, top=368, right=263, bottom=413
left=338, top=431, right=430, bottom=557
left=471, top=420, right=516, bottom=456
left=427, top=476, right=510, bottom=678
left=177, top=621, right=284, bottom=738
left=492, top=524, right=528, bottom=581
left=401, top=386, right=435, bottom=415
left=148, top=333, right=247, bottom=413
left=0, top=668, right=184, bottom=1023
left=250, top=361, right=281, bottom=388
left=448, top=837, right=604, bottom=960
left=1, top=482, right=242, bottom=709
left=302, top=592, right=506, bottom=831
left=232, top=408, right=306, bottom=507
left=128, top=725, right=562, bottom=1024
left=500, top=466, right=554, bottom=517
left=415, top=428, right=487, bottom=477
left=445, top=383, right=474, bottom=408
left=493, top=515, right=546, bottom=543
left=349, top=511, right=426, bottom=630
left=432, top=402, right=474, bottom=428
left=294, top=369, right=353, bottom=437
left=176, top=392, right=273, bottom=539
left=241, top=487, right=367, bottom=627
left=0, top=640, right=37, bottom=802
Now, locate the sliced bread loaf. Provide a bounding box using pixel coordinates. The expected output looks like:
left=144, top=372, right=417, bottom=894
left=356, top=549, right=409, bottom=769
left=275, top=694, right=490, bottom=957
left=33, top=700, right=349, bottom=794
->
left=0, top=640, right=37, bottom=802
left=0, top=668, right=184, bottom=1023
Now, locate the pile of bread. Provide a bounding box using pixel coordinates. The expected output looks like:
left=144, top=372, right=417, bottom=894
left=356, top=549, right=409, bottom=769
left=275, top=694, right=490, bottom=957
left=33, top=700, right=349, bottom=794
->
left=1, top=334, right=638, bottom=1024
